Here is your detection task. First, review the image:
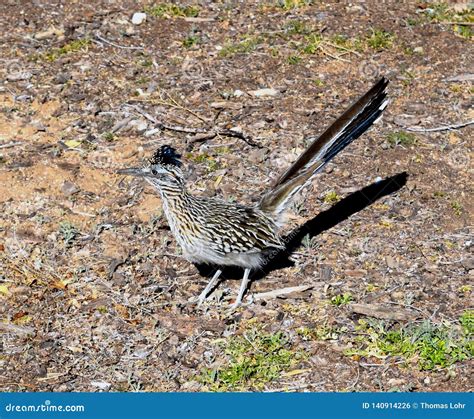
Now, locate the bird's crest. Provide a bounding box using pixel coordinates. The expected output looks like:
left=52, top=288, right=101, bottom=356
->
left=150, top=145, right=182, bottom=167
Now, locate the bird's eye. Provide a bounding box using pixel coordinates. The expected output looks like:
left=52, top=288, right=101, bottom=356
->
left=151, top=169, right=158, bottom=175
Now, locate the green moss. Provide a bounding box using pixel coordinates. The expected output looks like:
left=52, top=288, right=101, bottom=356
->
left=199, top=327, right=305, bottom=391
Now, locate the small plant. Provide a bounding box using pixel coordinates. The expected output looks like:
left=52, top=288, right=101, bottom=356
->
left=103, top=132, right=115, bottom=142
left=324, top=191, right=342, bottom=204
left=346, top=317, right=473, bottom=370
left=366, top=29, right=394, bottom=51
left=59, top=221, right=79, bottom=248
left=302, top=33, right=323, bottom=54
left=219, top=35, right=262, bottom=57
left=283, top=20, right=309, bottom=35
left=386, top=131, right=417, bottom=148
left=330, top=293, right=353, bottom=306
left=277, top=0, right=313, bottom=10
left=187, top=153, right=219, bottom=172
left=182, top=34, right=200, bottom=48
left=451, top=201, right=463, bottom=216
left=287, top=54, right=301, bottom=65
left=420, top=3, right=473, bottom=39
left=199, top=327, right=305, bottom=391
left=44, top=38, right=90, bottom=62
left=459, top=310, right=473, bottom=335
left=146, top=3, right=200, bottom=18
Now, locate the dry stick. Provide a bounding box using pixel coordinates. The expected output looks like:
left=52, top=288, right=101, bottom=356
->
left=404, top=119, right=474, bottom=133
left=94, top=34, right=144, bottom=50
left=160, top=91, right=209, bottom=123
left=439, top=21, right=474, bottom=26
left=124, top=104, right=261, bottom=148
left=0, top=141, right=22, bottom=149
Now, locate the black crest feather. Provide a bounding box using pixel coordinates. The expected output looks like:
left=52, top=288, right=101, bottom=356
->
left=151, top=145, right=182, bottom=167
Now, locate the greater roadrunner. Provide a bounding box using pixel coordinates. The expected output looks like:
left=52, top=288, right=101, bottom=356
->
left=119, top=78, right=389, bottom=309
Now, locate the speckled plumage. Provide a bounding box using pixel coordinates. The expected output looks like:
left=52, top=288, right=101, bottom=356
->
left=119, top=78, right=389, bottom=308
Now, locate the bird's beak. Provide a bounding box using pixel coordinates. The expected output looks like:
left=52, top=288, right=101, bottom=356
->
left=117, top=167, right=148, bottom=177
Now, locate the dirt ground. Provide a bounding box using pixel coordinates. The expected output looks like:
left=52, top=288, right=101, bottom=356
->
left=0, top=1, right=472, bottom=392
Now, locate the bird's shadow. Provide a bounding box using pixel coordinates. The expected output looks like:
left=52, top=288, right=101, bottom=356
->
left=195, top=172, right=408, bottom=281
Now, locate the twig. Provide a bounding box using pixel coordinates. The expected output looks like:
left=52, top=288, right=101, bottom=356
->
left=404, top=119, right=474, bottom=133
left=0, top=141, right=22, bottom=149
left=162, top=91, right=210, bottom=123
left=124, top=104, right=261, bottom=148
left=253, top=285, right=313, bottom=301
left=319, top=45, right=350, bottom=62
left=94, top=34, right=144, bottom=50
left=322, top=41, right=362, bottom=57
left=439, top=21, right=474, bottom=26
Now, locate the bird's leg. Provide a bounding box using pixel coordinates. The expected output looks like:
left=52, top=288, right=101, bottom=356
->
left=229, top=268, right=251, bottom=310
left=197, top=269, right=222, bottom=306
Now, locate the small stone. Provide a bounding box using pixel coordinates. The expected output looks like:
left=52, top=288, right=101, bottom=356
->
left=128, top=119, right=148, bottom=134
left=310, top=355, right=328, bottom=366
left=249, top=88, right=280, bottom=98
left=91, top=381, right=111, bottom=391
left=385, top=256, right=398, bottom=269
left=461, top=258, right=474, bottom=271
left=34, top=26, right=64, bottom=40
left=413, top=46, right=423, bottom=54
left=61, top=181, right=80, bottom=196
left=131, top=12, right=147, bottom=25
left=6, top=71, right=32, bottom=82
left=233, top=89, right=244, bottom=97
left=54, top=72, right=71, bottom=84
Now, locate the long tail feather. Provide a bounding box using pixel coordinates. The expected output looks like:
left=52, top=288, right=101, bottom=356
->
left=259, top=77, right=389, bottom=221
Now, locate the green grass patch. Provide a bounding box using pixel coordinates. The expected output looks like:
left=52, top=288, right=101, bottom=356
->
left=366, top=28, right=394, bottom=51
left=420, top=3, right=473, bottom=38
left=287, top=54, right=302, bottom=64
left=386, top=131, right=417, bottom=148
left=283, top=20, right=310, bottom=35
left=186, top=152, right=219, bottom=172
left=277, top=0, right=313, bottom=10
left=43, top=38, right=90, bottom=62
left=330, top=293, right=353, bottom=306
left=219, top=35, right=262, bottom=57
left=199, top=327, right=305, bottom=391
left=145, top=3, right=200, bottom=18
left=182, top=34, right=200, bottom=48
left=450, top=201, right=463, bottom=216
left=346, top=316, right=473, bottom=370
left=324, top=191, right=342, bottom=204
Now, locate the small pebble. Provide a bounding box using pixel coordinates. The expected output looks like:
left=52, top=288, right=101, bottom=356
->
left=131, top=12, right=147, bottom=25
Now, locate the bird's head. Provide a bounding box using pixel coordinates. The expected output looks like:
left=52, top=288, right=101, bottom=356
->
left=118, top=145, right=184, bottom=188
